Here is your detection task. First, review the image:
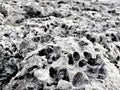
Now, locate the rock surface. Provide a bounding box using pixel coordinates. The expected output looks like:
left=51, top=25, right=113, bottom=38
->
left=0, top=0, right=120, bottom=90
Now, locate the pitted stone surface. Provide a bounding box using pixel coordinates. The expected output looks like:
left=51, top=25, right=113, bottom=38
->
left=0, top=0, right=120, bottom=90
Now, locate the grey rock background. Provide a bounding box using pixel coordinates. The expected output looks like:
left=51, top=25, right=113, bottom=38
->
left=0, top=0, right=120, bottom=90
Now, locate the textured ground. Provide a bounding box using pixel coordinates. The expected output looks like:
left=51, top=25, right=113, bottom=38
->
left=0, top=0, right=120, bottom=90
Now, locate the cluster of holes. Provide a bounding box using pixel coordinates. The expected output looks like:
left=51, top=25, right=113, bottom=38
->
left=67, top=50, right=107, bottom=81
left=38, top=46, right=60, bottom=64
left=49, top=67, right=69, bottom=87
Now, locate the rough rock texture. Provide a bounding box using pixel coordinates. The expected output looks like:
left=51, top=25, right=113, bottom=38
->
left=0, top=0, right=120, bottom=90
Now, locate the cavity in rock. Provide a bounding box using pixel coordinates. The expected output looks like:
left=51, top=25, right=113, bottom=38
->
left=49, top=67, right=57, bottom=79
left=24, top=6, right=42, bottom=18
left=83, top=52, right=92, bottom=60
left=72, top=72, right=88, bottom=87
left=58, top=68, right=69, bottom=81
left=78, top=59, right=87, bottom=67
left=14, top=53, right=23, bottom=59
left=73, top=52, right=80, bottom=61
left=87, top=58, right=96, bottom=66
left=38, top=49, right=48, bottom=56
left=67, top=53, right=74, bottom=65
